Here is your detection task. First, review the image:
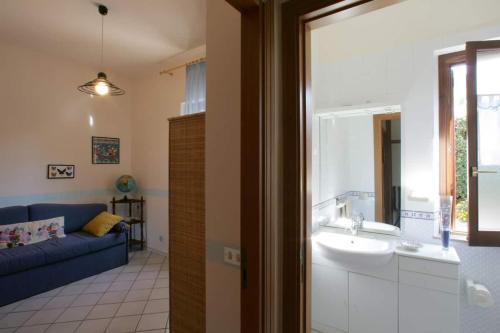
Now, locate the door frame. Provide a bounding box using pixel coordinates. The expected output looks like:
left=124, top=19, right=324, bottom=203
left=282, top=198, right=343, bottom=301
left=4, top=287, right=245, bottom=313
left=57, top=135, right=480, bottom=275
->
left=230, top=0, right=409, bottom=332
left=373, top=112, right=401, bottom=223
left=226, top=1, right=279, bottom=333
left=281, top=1, right=406, bottom=332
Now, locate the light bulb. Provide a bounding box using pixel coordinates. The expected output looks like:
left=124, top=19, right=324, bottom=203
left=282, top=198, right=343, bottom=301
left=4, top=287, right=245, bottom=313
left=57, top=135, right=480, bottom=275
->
left=95, top=81, right=110, bottom=96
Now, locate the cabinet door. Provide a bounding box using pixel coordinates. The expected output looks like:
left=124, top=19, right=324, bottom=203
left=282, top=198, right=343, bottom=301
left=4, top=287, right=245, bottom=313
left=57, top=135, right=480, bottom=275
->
left=349, top=272, right=397, bottom=333
left=399, top=283, right=459, bottom=333
left=312, top=264, right=348, bottom=333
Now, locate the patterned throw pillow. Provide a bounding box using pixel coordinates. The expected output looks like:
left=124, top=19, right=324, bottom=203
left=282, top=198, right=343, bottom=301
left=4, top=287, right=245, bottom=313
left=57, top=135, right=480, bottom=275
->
left=0, top=217, right=65, bottom=249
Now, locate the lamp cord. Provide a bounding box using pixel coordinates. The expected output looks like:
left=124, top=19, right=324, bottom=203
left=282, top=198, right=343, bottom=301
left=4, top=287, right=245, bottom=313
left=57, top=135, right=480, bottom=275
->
left=100, top=13, right=104, bottom=69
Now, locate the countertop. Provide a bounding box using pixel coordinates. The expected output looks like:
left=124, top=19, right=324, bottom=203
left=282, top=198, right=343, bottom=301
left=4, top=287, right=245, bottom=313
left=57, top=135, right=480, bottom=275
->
left=396, top=242, right=461, bottom=264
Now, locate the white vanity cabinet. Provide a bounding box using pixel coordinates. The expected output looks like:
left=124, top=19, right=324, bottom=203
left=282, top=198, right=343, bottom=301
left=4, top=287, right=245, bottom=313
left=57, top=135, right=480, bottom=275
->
left=312, top=264, right=348, bottom=333
left=312, top=228, right=461, bottom=333
left=312, top=263, right=398, bottom=333
left=349, top=272, right=397, bottom=333
left=398, top=255, right=460, bottom=333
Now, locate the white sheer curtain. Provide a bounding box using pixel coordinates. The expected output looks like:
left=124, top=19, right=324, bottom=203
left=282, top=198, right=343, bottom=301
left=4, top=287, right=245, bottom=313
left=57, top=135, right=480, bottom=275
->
left=183, top=61, right=206, bottom=115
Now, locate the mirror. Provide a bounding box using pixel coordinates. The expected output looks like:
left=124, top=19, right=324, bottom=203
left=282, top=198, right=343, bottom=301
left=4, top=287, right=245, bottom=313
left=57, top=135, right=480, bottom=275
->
left=312, top=106, right=401, bottom=228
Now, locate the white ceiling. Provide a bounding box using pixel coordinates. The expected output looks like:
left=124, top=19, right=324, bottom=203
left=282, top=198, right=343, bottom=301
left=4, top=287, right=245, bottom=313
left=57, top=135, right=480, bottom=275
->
left=0, top=0, right=206, bottom=76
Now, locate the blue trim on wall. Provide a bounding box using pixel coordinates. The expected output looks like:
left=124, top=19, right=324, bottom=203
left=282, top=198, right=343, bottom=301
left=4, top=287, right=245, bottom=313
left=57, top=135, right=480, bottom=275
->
left=0, top=187, right=169, bottom=208
left=140, top=188, right=169, bottom=197
left=0, top=189, right=113, bottom=207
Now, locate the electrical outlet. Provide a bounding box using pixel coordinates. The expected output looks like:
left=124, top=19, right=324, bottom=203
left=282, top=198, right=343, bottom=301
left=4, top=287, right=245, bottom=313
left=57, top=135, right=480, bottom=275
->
left=224, top=247, right=241, bottom=266
left=159, top=236, right=163, bottom=242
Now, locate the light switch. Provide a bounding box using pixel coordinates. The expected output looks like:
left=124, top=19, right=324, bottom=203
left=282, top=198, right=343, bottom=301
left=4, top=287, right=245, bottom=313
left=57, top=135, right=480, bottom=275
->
left=224, top=247, right=241, bottom=266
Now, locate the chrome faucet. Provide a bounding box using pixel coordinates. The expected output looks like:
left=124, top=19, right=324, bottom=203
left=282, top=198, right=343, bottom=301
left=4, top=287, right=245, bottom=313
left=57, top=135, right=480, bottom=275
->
left=350, top=213, right=365, bottom=236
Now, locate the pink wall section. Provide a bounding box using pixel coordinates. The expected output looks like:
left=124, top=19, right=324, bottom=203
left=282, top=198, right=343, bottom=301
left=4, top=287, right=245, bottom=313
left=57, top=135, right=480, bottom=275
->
left=130, top=61, right=187, bottom=254
left=206, top=1, right=241, bottom=332
left=0, top=41, right=132, bottom=206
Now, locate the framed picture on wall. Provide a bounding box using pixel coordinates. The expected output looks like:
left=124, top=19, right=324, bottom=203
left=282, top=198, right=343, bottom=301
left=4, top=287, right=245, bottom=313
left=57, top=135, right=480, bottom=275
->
left=47, top=165, right=75, bottom=179
left=92, top=136, right=120, bottom=164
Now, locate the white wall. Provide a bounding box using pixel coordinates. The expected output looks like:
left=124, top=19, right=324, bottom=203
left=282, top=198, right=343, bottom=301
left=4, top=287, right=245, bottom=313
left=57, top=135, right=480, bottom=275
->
left=206, top=1, right=241, bottom=332
left=0, top=41, right=132, bottom=208
left=130, top=46, right=205, bottom=254
left=313, top=116, right=374, bottom=201
left=312, top=0, right=500, bottom=331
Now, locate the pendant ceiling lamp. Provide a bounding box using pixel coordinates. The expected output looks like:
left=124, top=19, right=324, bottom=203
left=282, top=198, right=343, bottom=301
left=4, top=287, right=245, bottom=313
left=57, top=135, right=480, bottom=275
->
left=78, top=5, right=125, bottom=96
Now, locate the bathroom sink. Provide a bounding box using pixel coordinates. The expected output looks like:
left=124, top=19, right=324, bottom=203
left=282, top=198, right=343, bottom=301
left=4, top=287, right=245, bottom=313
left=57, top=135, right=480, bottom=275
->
left=362, top=221, right=401, bottom=236
left=313, top=231, right=395, bottom=267
left=328, top=218, right=401, bottom=236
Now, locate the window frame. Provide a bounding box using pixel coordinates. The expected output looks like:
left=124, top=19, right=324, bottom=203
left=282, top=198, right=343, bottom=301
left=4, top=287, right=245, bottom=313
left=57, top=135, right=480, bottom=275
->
left=466, top=40, right=500, bottom=246
left=438, top=50, right=467, bottom=237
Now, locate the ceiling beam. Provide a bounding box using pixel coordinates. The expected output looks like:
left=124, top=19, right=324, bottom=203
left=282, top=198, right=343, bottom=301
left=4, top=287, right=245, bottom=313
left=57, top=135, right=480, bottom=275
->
left=226, top=0, right=259, bottom=12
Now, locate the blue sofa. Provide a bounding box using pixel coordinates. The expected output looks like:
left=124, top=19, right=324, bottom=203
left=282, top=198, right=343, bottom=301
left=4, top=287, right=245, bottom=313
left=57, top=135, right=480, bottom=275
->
left=0, top=203, right=128, bottom=306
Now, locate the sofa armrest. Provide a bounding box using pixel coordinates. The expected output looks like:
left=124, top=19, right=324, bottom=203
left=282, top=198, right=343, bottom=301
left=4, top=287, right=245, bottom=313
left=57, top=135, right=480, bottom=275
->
left=111, top=221, right=129, bottom=234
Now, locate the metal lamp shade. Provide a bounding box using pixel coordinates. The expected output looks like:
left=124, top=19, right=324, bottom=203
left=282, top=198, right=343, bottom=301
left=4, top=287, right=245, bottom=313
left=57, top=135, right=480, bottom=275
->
left=78, top=72, right=125, bottom=96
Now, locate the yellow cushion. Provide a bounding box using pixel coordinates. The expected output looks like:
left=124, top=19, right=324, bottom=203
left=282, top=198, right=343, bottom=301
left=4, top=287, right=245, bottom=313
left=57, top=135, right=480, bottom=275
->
left=83, top=212, right=123, bottom=237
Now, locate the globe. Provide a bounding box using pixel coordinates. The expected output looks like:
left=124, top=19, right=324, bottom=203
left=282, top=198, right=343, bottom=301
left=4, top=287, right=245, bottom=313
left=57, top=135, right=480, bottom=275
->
left=115, top=175, right=137, bottom=194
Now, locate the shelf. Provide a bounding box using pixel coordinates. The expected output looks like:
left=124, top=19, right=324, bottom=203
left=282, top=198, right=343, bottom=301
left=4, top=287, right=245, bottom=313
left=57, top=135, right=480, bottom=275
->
left=124, top=219, right=145, bottom=225
left=111, top=198, right=145, bottom=204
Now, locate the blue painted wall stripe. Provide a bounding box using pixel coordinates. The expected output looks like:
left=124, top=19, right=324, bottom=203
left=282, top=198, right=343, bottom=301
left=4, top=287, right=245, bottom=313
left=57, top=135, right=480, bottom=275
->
left=0, top=188, right=168, bottom=207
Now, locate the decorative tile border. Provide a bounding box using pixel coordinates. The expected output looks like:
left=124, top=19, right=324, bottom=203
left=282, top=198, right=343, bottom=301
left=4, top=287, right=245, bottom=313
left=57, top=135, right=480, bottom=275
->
left=400, top=210, right=438, bottom=221
left=313, top=191, right=375, bottom=210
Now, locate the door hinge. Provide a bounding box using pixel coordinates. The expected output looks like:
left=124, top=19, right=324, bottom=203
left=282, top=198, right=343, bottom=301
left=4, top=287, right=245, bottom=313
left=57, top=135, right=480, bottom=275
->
left=241, top=248, right=248, bottom=289
left=300, top=245, right=304, bottom=283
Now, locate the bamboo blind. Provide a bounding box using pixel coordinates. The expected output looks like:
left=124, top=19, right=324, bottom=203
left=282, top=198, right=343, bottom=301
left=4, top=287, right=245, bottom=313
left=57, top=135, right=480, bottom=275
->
left=169, top=113, right=205, bottom=333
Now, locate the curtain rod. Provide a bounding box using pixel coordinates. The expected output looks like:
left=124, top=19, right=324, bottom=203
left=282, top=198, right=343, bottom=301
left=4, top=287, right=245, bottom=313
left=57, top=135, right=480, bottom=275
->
left=159, top=57, right=206, bottom=76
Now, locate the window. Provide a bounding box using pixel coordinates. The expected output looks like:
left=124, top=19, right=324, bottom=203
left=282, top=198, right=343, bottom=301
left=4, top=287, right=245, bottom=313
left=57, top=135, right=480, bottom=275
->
left=439, top=51, right=468, bottom=236
left=183, top=60, right=206, bottom=115
left=439, top=41, right=500, bottom=246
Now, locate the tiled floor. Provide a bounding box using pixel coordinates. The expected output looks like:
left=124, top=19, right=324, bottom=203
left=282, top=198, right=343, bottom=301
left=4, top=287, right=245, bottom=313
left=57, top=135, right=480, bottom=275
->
left=0, top=250, right=169, bottom=333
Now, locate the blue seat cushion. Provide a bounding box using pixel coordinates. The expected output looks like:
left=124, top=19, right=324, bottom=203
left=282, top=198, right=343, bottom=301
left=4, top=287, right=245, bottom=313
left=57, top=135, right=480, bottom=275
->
left=29, top=204, right=107, bottom=233
left=36, top=233, right=93, bottom=264
left=0, top=206, right=29, bottom=226
left=0, top=243, right=47, bottom=276
left=0, top=231, right=126, bottom=276
left=70, top=231, right=126, bottom=253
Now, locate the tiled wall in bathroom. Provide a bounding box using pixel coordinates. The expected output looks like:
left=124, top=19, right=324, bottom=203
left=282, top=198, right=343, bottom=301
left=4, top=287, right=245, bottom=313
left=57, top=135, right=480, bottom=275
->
left=312, top=191, right=375, bottom=232
left=402, top=216, right=500, bottom=333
